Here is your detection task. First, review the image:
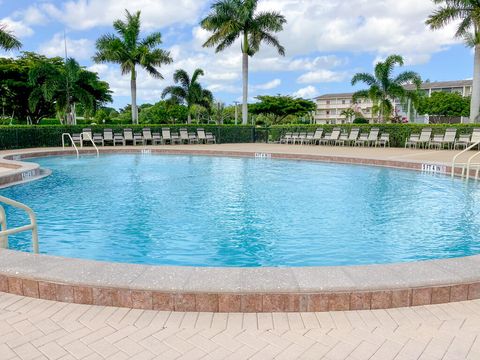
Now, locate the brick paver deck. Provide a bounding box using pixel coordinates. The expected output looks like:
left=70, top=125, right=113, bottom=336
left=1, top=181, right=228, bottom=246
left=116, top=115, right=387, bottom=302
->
left=0, top=292, right=479, bottom=359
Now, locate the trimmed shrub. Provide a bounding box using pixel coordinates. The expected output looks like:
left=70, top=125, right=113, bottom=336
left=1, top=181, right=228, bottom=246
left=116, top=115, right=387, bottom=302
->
left=0, top=125, right=257, bottom=149
left=269, top=123, right=480, bottom=147
left=353, top=118, right=369, bottom=124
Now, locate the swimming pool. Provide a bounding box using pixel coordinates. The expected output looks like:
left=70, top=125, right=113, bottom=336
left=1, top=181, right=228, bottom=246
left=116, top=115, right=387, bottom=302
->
left=1, top=154, right=479, bottom=267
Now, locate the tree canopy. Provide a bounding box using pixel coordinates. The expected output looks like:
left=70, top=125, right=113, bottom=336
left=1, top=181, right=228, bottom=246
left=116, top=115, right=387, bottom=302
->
left=417, top=91, right=470, bottom=117
left=139, top=100, right=188, bottom=124
left=249, top=95, right=316, bottom=124
left=29, top=57, right=112, bottom=124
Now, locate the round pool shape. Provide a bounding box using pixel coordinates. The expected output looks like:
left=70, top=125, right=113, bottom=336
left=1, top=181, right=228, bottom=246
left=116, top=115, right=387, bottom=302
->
left=1, top=153, right=480, bottom=268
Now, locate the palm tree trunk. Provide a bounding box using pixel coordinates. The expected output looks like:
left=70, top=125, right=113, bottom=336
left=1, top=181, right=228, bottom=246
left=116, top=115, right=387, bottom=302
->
left=470, top=44, right=480, bottom=123
left=131, top=68, right=138, bottom=124
left=242, top=52, right=249, bottom=125
left=187, top=113, right=192, bottom=124
left=242, top=33, right=249, bottom=125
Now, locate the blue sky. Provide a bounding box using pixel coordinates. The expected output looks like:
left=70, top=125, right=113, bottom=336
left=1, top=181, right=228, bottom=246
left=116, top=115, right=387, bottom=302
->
left=0, top=0, right=473, bottom=109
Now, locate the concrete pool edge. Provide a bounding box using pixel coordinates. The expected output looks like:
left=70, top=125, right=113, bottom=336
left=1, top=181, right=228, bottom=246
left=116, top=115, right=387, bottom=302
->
left=0, top=249, right=479, bottom=312
left=0, top=145, right=478, bottom=312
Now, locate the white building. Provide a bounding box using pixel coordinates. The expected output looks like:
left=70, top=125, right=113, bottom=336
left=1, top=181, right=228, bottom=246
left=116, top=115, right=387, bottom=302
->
left=314, top=80, right=473, bottom=124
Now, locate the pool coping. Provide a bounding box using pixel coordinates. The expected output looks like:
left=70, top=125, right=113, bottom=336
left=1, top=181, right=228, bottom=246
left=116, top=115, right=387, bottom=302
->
left=0, top=146, right=478, bottom=312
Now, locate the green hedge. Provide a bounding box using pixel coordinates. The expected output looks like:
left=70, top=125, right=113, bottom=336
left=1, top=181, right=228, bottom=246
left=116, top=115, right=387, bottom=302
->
left=269, top=124, right=480, bottom=147
left=2, top=123, right=480, bottom=150
left=0, top=125, right=257, bottom=150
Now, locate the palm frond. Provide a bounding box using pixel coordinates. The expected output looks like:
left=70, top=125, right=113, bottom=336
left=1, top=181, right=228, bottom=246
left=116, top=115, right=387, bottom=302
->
left=140, top=32, right=163, bottom=49
left=351, top=73, right=378, bottom=87
left=191, top=68, right=205, bottom=85
left=173, top=69, right=191, bottom=89
left=0, top=25, right=21, bottom=50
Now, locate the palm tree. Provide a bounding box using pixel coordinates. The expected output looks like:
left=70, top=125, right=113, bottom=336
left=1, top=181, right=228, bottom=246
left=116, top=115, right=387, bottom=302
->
left=93, top=10, right=172, bottom=124
left=200, top=0, right=286, bottom=125
left=340, top=108, right=357, bottom=122
left=426, top=1, right=480, bottom=123
left=162, top=69, right=213, bottom=123
left=0, top=24, right=21, bottom=51
left=351, top=55, right=421, bottom=123
left=29, top=58, right=112, bottom=124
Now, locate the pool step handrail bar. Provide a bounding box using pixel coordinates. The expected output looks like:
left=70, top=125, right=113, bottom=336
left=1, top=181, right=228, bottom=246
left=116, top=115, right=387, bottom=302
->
left=81, top=132, right=99, bottom=157
left=62, top=133, right=79, bottom=158
left=451, top=140, right=480, bottom=179
left=0, top=195, right=39, bottom=254
left=465, top=150, right=480, bottom=182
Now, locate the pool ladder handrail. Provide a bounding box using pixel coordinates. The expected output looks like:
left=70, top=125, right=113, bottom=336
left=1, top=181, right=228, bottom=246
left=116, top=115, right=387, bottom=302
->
left=61, top=133, right=79, bottom=158
left=81, top=132, right=99, bottom=157
left=0, top=195, right=39, bottom=254
left=451, top=140, right=480, bottom=180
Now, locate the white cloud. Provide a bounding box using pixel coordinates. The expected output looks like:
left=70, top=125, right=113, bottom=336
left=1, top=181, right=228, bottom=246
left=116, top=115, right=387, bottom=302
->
left=256, top=0, right=459, bottom=65
left=253, top=79, right=281, bottom=90
left=298, top=70, right=348, bottom=84
left=38, top=33, right=94, bottom=60
left=0, top=17, right=34, bottom=38
left=35, top=0, right=464, bottom=106
left=292, top=86, right=318, bottom=99
left=41, top=0, right=206, bottom=30
left=14, top=6, right=48, bottom=26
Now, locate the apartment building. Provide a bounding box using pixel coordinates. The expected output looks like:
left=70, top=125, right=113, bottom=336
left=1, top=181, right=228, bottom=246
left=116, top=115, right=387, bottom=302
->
left=314, top=80, right=473, bottom=124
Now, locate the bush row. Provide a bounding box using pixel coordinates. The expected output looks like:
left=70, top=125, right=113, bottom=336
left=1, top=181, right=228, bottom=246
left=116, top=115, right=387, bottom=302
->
left=0, top=125, right=258, bottom=149
left=2, top=123, right=480, bottom=150
left=269, top=124, right=480, bottom=147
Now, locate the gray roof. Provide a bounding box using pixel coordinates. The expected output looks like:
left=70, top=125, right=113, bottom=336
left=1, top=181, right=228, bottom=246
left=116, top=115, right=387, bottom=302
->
left=316, top=92, right=355, bottom=99
left=315, top=80, right=473, bottom=100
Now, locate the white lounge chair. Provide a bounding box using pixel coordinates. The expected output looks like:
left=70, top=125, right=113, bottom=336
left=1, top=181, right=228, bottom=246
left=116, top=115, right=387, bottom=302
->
left=162, top=128, right=172, bottom=145
left=206, top=132, right=216, bottom=144
left=366, top=128, right=380, bottom=147
left=355, top=133, right=369, bottom=146
left=103, top=129, right=114, bottom=146
left=124, top=128, right=134, bottom=145
left=133, top=132, right=144, bottom=146
left=179, top=128, right=191, bottom=144
left=468, top=128, right=480, bottom=148
left=438, top=128, right=457, bottom=149
left=152, top=132, right=162, bottom=145
left=113, top=132, right=125, bottom=146
left=454, top=134, right=471, bottom=150
left=142, top=128, right=153, bottom=145
left=376, top=133, right=390, bottom=147
left=197, top=128, right=207, bottom=144
left=93, top=133, right=104, bottom=146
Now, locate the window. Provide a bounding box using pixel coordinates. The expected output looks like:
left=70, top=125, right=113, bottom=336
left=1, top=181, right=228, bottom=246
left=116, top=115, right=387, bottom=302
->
left=342, top=100, right=346, bottom=104
left=326, top=100, right=330, bottom=105
left=326, top=110, right=330, bottom=115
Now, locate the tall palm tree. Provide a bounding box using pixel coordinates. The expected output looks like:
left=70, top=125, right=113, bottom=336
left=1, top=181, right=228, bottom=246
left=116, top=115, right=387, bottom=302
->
left=93, top=10, right=172, bottom=124
left=426, top=1, right=480, bottom=123
left=351, top=55, right=421, bottom=123
left=162, top=69, right=213, bottom=123
left=29, top=58, right=112, bottom=124
left=200, top=0, right=286, bottom=125
left=0, top=25, right=21, bottom=51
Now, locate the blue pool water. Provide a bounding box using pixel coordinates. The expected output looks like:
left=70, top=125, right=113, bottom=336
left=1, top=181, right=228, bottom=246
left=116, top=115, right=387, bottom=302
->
left=1, top=154, right=480, bottom=267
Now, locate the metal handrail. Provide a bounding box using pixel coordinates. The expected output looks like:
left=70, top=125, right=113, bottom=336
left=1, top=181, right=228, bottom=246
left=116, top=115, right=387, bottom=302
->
left=81, top=132, right=99, bottom=157
left=466, top=151, right=480, bottom=182
left=0, top=195, right=39, bottom=254
left=451, top=140, right=480, bottom=178
left=62, top=133, right=79, bottom=158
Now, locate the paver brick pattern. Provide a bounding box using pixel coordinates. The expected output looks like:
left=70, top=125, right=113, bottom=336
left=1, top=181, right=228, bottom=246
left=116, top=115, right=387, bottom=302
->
left=0, top=292, right=479, bottom=359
